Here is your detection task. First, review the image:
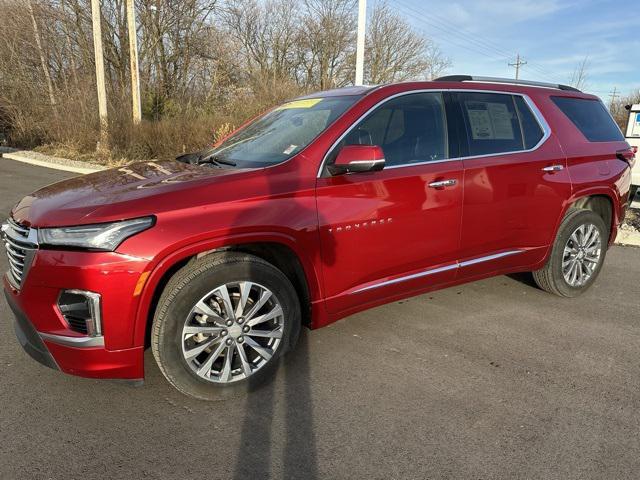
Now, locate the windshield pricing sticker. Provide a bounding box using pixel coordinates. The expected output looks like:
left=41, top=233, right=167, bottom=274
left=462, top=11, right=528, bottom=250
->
left=276, top=98, right=323, bottom=110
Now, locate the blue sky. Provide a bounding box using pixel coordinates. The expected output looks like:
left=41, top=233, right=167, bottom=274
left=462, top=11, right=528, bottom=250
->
left=387, top=0, right=640, bottom=101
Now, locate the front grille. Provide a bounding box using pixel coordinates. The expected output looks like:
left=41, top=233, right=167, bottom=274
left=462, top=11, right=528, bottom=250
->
left=2, top=217, right=38, bottom=288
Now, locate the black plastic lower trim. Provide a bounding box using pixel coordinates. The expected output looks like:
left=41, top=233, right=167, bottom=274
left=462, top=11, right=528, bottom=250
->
left=4, top=290, right=58, bottom=370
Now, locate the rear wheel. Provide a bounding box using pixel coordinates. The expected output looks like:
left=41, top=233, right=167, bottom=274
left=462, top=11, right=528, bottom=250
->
left=151, top=252, right=301, bottom=400
left=532, top=209, right=608, bottom=297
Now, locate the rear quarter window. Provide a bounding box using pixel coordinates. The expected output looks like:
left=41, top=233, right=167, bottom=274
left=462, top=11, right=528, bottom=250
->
left=551, top=96, right=624, bottom=142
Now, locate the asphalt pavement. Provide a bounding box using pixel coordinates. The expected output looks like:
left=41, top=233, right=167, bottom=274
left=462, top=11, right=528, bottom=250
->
left=1, top=158, right=639, bottom=480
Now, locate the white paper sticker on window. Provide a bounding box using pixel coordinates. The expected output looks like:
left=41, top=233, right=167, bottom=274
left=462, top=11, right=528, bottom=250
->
left=466, top=101, right=515, bottom=140
left=283, top=144, right=298, bottom=155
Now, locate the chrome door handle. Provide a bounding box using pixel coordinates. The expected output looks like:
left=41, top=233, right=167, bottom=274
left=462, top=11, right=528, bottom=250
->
left=428, top=179, right=457, bottom=188
left=542, top=165, right=564, bottom=172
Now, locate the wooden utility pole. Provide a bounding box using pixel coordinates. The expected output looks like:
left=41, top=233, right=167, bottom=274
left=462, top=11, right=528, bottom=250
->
left=91, top=0, right=109, bottom=151
left=608, top=87, right=619, bottom=109
left=509, top=53, right=527, bottom=80
left=126, top=0, right=142, bottom=124
left=354, top=0, right=367, bottom=86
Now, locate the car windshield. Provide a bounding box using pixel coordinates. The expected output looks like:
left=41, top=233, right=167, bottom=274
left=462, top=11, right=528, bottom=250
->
left=202, top=95, right=362, bottom=167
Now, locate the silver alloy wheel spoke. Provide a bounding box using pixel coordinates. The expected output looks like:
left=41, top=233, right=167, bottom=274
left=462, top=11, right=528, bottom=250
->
left=197, top=341, right=226, bottom=376
left=185, top=336, right=220, bottom=360
left=183, top=325, right=224, bottom=335
left=236, top=281, right=252, bottom=318
left=244, top=290, right=273, bottom=321
left=216, top=284, right=236, bottom=322
left=236, top=343, right=253, bottom=377
left=243, top=336, right=274, bottom=361
left=247, top=304, right=283, bottom=327
left=181, top=281, right=284, bottom=384
left=562, top=223, right=601, bottom=287
left=194, top=300, right=225, bottom=324
left=248, top=328, right=283, bottom=339
left=220, top=344, right=235, bottom=382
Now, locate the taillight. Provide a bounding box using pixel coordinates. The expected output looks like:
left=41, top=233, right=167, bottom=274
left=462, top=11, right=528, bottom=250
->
left=616, top=147, right=636, bottom=168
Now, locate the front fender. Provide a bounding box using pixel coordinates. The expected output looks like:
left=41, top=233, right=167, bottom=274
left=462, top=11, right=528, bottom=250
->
left=131, top=231, right=323, bottom=347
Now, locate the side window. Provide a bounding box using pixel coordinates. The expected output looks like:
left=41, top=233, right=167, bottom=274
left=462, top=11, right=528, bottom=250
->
left=551, top=96, right=624, bottom=142
left=514, top=96, right=545, bottom=149
left=457, top=92, right=524, bottom=156
left=340, top=92, right=448, bottom=167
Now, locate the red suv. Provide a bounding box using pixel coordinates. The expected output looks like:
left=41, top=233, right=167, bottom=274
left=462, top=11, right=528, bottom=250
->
left=3, top=76, right=635, bottom=399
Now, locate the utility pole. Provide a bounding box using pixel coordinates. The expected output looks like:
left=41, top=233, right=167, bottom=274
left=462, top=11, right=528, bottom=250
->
left=126, top=0, right=142, bottom=124
left=509, top=53, right=527, bottom=80
left=354, top=0, right=367, bottom=86
left=91, top=0, right=109, bottom=152
left=608, top=87, right=619, bottom=109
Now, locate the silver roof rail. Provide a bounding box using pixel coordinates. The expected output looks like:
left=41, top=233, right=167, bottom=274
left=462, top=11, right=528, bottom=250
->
left=435, top=75, right=581, bottom=93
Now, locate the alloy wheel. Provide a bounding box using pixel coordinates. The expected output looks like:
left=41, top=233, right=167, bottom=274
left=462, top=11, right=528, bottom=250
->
left=181, top=281, right=284, bottom=384
left=562, top=223, right=602, bottom=288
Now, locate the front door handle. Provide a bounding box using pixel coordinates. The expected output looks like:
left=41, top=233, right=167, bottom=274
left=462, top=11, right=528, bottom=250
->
left=428, top=179, right=457, bottom=188
left=542, top=165, right=564, bottom=173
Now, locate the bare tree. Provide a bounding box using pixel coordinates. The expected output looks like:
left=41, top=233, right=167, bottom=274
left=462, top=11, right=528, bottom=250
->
left=569, top=56, right=589, bottom=91
left=0, top=0, right=453, bottom=159
left=366, top=1, right=450, bottom=84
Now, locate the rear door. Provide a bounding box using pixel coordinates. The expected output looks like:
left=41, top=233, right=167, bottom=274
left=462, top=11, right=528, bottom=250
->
left=316, top=91, right=463, bottom=313
left=453, top=91, right=571, bottom=278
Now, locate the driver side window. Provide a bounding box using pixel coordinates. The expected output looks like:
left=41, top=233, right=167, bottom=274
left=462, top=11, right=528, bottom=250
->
left=341, top=92, right=448, bottom=167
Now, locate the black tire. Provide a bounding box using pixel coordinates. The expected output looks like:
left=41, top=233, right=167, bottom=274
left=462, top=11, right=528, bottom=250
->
left=532, top=209, right=608, bottom=297
left=151, top=252, right=301, bottom=401
left=630, top=185, right=638, bottom=204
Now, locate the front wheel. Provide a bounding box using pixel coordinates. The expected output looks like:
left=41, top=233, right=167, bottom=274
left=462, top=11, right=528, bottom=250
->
left=532, top=209, right=608, bottom=297
left=151, top=252, right=301, bottom=400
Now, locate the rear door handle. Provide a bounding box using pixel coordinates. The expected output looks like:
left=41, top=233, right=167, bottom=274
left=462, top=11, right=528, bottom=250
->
left=542, top=165, right=564, bottom=172
left=428, top=179, right=457, bottom=188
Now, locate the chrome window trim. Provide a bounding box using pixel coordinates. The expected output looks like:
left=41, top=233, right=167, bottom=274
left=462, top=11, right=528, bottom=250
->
left=350, top=249, right=523, bottom=294
left=317, top=88, right=551, bottom=178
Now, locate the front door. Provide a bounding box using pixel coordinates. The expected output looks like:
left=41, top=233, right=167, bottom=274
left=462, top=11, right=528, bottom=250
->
left=316, top=92, right=464, bottom=314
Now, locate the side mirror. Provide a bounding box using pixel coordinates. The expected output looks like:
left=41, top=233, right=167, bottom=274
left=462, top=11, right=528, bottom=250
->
left=328, top=145, right=385, bottom=175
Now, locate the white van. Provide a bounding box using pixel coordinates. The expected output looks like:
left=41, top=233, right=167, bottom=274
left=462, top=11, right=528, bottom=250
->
left=624, top=104, right=640, bottom=201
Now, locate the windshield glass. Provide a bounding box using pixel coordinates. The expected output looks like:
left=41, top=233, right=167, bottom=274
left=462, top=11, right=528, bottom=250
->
left=204, top=95, right=362, bottom=167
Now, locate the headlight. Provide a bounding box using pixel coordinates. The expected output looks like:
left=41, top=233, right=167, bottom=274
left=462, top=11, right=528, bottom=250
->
left=38, top=217, right=154, bottom=251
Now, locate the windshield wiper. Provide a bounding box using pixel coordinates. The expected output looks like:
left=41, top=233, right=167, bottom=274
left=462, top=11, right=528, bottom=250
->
left=198, top=154, right=237, bottom=167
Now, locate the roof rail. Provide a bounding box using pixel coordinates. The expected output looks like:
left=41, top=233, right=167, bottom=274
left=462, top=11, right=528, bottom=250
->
left=434, top=75, right=581, bottom=93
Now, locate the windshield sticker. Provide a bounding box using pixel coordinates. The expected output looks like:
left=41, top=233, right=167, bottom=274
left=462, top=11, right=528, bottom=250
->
left=465, top=101, right=515, bottom=140
left=276, top=98, right=323, bottom=110
left=283, top=145, right=298, bottom=155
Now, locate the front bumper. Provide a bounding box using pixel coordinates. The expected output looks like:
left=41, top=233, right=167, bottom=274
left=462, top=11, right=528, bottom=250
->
left=3, top=248, right=149, bottom=380
left=6, top=289, right=58, bottom=370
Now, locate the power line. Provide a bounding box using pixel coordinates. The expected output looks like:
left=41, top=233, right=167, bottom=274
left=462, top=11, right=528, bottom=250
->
left=392, top=0, right=563, bottom=84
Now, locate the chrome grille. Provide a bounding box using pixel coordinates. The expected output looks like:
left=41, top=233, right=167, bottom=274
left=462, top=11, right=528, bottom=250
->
left=2, top=217, right=38, bottom=289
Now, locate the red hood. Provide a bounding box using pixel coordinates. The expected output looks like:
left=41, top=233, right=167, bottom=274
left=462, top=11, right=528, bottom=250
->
left=12, top=160, right=248, bottom=227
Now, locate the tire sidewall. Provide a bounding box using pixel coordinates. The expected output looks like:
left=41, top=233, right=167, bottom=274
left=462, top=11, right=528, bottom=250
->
left=153, top=255, right=300, bottom=401
left=549, top=210, right=608, bottom=297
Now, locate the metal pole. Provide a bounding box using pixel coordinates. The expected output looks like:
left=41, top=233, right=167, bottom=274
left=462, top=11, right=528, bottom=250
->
left=126, top=0, right=142, bottom=124
left=355, top=0, right=367, bottom=86
left=91, top=0, right=109, bottom=151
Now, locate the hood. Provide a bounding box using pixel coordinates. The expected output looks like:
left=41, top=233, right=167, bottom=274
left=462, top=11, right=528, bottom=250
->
left=12, top=160, right=247, bottom=227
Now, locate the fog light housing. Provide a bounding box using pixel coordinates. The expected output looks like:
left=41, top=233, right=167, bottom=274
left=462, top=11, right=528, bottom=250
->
left=57, top=290, right=102, bottom=337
